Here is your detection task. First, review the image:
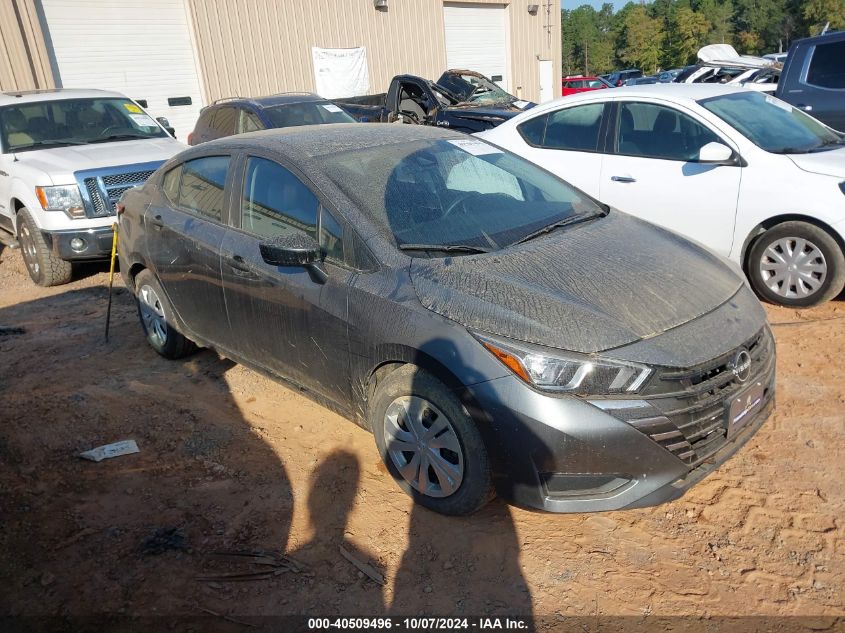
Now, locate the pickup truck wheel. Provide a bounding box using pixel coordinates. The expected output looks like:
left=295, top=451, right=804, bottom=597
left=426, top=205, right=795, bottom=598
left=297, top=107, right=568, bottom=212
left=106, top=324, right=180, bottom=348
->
left=370, top=365, right=493, bottom=516
left=17, top=207, right=72, bottom=286
left=134, top=269, right=196, bottom=359
left=748, top=221, right=845, bottom=308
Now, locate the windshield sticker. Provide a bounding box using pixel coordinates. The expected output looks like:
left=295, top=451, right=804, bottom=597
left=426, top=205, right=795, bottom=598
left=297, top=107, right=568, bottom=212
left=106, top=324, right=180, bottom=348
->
left=765, top=95, right=792, bottom=112
left=321, top=103, right=343, bottom=113
left=128, top=113, right=157, bottom=127
left=123, top=103, right=143, bottom=114
left=513, top=100, right=530, bottom=109
left=447, top=138, right=503, bottom=156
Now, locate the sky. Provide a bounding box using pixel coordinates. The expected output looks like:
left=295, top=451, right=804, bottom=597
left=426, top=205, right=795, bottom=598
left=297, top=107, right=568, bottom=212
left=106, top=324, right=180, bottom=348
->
left=560, top=0, right=622, bottom=11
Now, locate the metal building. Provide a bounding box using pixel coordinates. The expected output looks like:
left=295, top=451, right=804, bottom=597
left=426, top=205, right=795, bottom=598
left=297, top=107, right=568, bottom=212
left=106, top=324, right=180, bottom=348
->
left=1, top=0, right=561, bottom=133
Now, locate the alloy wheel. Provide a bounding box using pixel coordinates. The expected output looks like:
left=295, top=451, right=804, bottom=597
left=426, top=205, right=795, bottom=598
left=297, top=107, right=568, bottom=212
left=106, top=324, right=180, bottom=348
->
left=138, top=284, right=168, bottom=348
left=18, top=222, right=39, bottom=277
left=383, top=395, right=464, bottom=498
left=759, top=237, right=827, bottom=299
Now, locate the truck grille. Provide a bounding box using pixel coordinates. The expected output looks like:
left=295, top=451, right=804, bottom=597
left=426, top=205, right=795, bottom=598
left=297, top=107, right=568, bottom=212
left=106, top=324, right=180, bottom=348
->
left=82, top=169, right=156, bottom=217
left=625, top=327, right=775, bottom=466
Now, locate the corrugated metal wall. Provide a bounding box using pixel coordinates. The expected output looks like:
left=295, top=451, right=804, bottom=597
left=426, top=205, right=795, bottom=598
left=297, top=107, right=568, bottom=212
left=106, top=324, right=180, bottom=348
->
left=0, top=0, right=54, bottom=91
left=187, top=0, right=561, bottom=104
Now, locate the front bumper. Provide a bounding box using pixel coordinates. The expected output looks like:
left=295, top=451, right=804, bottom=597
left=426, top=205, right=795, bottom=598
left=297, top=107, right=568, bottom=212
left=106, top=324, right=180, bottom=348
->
left=466, top=360, right=775, bottom=514
left=44, top=225, right=114, bottom=260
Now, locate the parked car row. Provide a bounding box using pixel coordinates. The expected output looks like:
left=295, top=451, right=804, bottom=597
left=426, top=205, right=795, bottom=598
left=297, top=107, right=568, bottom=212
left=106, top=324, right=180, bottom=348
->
left=2, top=54, right=841, bottom=517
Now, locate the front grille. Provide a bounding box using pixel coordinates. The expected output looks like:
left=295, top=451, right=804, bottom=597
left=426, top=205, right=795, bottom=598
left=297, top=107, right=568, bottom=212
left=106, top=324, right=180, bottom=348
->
left=628, top=328, right=775, bottom=466
left=81, top=168, right=156, bottom=217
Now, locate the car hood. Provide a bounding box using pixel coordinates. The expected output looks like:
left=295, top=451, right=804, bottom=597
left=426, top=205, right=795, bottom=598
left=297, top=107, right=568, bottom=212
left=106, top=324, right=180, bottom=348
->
left=410, top=212, right=744, bottom=354
left=444, top=103, right=534, bottom=120
left=14, top=137, right=185, bottom=183
left=788, top=147, right=845, bottom=178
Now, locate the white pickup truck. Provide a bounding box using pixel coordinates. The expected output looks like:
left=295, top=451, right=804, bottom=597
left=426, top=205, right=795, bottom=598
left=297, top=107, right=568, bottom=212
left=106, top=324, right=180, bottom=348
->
left=0, top=89, right=184, bottom=286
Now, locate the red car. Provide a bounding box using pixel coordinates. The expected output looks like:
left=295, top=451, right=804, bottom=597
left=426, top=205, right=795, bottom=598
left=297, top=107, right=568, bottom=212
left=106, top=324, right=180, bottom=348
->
left=561, top=76, right=612, bottom=96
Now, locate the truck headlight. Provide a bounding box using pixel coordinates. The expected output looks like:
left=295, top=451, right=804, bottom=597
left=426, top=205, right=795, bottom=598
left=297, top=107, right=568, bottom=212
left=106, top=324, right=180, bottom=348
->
left=35, top=185, right=85, bottom=219
left=473, top=332, right=653, bottom=395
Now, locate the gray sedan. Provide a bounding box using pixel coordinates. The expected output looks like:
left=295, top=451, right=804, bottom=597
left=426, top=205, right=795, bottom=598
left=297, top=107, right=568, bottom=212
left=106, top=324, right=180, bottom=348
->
left=118, top=124, right=775, bottom=515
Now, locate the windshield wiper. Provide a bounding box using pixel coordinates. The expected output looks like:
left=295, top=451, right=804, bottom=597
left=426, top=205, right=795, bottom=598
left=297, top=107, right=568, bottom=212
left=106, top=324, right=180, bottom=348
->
left=399, top=243, right=491, bottom=254
left=16, top=139, right=88, bottom=149
left=513, top=213, right=604, bottom=246
left=88, top=134, right=154, bottom=144
left=808, top=138, right=845, bottom=152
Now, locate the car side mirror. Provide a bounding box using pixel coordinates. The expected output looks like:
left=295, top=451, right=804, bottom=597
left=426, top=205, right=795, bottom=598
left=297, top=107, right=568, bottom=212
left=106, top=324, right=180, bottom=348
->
left=259, top=233, right=327, bottom=284
left=698, top=141, right=735, bottom=164
left=156, top=117, right=176, bottom=138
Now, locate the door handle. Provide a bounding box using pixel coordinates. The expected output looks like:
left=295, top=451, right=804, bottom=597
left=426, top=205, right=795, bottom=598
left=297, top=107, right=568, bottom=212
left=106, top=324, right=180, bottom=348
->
left=611, top=175, right=637, bottom=183
left=226, top=254, right=258, bottom=278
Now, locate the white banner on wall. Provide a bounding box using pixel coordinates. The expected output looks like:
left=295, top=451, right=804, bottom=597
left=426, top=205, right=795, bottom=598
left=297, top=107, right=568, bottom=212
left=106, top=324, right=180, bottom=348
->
left=311, top=46, right=370, bottom=98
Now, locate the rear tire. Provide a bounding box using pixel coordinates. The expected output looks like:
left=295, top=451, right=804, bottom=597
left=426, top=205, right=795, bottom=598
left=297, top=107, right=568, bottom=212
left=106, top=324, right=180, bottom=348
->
left=370, top=365, right=493, bottom=516
left=134, top=269, right=196, bottom=359
left=747, top=221, right=845, bottom=308
left=17, top=208, right=72, bottom=286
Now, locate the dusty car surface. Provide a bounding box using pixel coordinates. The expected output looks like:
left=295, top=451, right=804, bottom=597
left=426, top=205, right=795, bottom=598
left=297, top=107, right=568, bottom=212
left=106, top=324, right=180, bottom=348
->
left=118, top=124, right=775, bottom=516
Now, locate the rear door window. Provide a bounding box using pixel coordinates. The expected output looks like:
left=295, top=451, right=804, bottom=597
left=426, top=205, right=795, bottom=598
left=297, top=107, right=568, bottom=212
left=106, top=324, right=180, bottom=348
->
left=177, top=156, right=230, bottom=221
left=534, top=103, right=605, bottom=152
left=806, top=40, right=845, bottom=90
left=237, top=109, right=263, bottom=134
left=211, top=107, right=237, bottom=137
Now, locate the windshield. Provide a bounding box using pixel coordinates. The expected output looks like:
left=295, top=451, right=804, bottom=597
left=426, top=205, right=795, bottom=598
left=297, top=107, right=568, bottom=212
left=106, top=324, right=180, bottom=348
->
left=264, top=102, right=355, bottom=128
left=0, top=98, right=167, bottom=152
left=319, top=138, right=603, bottom=253
left=699, top=91, right=842, bottom=153
left=436, top=72, right=516, bottom=105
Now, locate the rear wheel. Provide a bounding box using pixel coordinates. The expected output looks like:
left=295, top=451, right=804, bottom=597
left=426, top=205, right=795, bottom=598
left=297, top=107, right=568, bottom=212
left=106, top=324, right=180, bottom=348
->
left=370, top=365, right=493, bottom=516
left=134, top=269, right=196, bottom=359
left=17, top=208, right=72, bottom=286
left=747, top=221, right=845, bottom=308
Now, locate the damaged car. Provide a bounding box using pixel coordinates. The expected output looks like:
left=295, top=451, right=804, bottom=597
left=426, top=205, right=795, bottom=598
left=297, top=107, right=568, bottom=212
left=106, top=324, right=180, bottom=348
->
left=334, top=70, right=534, bottom=133
left=119, top=124, right=775, bottom=516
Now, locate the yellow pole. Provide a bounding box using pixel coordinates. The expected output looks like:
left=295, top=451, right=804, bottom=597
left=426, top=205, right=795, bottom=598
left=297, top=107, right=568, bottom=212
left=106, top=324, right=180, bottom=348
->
left=104, top=222, right=118, bottom=342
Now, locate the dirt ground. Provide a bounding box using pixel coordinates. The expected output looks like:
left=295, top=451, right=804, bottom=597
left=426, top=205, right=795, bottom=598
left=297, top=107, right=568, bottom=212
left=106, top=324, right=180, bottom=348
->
left=1, top=243, right=843, bottom=631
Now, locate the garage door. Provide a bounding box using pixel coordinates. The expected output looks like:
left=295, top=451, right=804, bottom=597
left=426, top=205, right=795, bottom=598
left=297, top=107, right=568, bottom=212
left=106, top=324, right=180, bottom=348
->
left=443, top=3, right=509, bottom=91
left=39, top=0, right=204, bottom=139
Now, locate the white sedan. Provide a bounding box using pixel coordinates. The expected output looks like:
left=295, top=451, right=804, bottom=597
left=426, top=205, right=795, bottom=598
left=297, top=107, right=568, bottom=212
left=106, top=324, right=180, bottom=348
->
left=477, top=84, right=845, bottom=308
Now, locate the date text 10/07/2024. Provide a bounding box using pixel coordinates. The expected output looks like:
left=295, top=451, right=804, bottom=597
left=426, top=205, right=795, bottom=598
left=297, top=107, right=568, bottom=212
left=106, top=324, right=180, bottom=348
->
left=308, top=617, right=531, bottom=630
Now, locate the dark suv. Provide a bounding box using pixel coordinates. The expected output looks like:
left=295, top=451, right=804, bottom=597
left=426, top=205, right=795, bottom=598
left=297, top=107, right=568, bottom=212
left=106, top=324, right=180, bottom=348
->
left=607, top=69, right=643, bottom=87
left=187, top=92, right=355, bottom=145
left=777, top=30, right=845, bottom=132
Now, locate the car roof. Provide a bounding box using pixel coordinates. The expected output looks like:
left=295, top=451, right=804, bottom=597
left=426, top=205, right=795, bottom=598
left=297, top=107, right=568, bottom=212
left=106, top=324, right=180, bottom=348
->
left=794, top=29, right=844, bottom=46
left=0, top=88, right=128, bottom=106
left=208, top=92, right=327, bottom=110
left=187, top=123, right=466, bottom=160
left=550, top=82, right=747, bottom=105
left=494, top=83, right=752, bottom=128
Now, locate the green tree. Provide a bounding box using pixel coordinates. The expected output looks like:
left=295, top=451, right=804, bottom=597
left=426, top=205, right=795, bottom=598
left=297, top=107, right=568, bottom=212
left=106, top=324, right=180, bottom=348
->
left=669, top=6, right=711, bottom=65
left=697, top=0, right=735, bottom=44
left=619, top=5, right=665, bottom=73
left=802, top=0, right=845, bottom=33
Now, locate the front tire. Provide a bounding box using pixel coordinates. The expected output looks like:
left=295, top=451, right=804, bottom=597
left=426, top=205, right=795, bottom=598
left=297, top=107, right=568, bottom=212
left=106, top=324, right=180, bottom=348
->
left=17, top=208, right=72, bottom=286
left=134, top=269, right=196, bottom=359
left=747, top=221, right=845, bottom=308
left=370, top=365, right=493, bottom=515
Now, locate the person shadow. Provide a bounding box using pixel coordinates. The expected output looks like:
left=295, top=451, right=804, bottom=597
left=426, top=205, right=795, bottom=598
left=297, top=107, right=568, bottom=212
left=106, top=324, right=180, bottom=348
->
left=388, top=338, right=535, bottom=627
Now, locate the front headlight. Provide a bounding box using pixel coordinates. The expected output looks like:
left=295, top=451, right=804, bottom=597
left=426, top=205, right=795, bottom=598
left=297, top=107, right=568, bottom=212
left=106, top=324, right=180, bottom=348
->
left=473, top=332, right=653, bottom=395
left=35, top=185, right=85, bottom=219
